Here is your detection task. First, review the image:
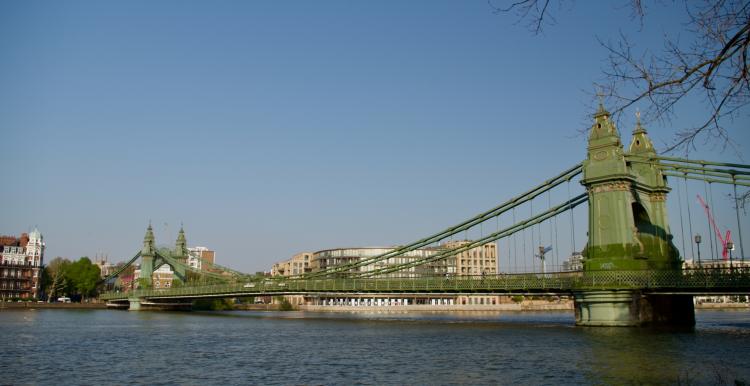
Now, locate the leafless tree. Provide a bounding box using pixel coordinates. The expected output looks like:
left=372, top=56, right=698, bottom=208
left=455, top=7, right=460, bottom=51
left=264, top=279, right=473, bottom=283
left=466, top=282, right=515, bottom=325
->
left=490, top=0, right=750, bottom=156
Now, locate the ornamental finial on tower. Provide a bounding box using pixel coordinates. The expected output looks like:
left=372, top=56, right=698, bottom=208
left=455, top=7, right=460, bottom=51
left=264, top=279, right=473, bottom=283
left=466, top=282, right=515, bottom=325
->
left=593, top=88, right=610, bottom=119
left=633, top=109, right=646, bottom=135
left=629, top=109, right=655, bottom=155
left=594, top=101, right=610, bottom=119
left=177, top=226, right=186, bottom=243
left=145, top=223, right=154, bottom=241
left=588, top=102, right=619, bottom=145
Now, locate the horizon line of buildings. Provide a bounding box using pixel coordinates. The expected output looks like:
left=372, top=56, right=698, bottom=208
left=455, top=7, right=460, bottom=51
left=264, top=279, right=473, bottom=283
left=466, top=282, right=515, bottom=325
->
left=271, top=240, right=499, bottom=278
left=270, top=242, right=589, bottom=280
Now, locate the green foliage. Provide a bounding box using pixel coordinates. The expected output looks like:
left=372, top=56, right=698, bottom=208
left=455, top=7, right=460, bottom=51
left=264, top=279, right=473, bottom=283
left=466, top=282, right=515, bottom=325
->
left=42, top=257, right=101, bottom=300
left=67, top=257, right=101, bottom=299
left=136, top=278, right=151, bottom=289
left=511, top=295, right=524, bottom=303
left=43, top=257, right=72, bottom=300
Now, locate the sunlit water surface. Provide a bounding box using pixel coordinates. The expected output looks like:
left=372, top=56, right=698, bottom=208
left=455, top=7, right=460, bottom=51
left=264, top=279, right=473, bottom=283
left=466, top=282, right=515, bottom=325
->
left=1, top=309, right=749, bottom=385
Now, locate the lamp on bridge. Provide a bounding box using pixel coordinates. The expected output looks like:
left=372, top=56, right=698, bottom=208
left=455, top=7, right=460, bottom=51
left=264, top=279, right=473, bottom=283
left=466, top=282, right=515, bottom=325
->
left=694, top=234, right=702, bottom=267
left=727, top=241, right=735, bottom=268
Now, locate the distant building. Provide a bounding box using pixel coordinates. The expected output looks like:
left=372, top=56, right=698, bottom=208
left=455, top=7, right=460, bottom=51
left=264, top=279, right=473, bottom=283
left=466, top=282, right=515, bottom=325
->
left=0, top=228, right=45, bottom=299
left=683, top=258, right=750, bottom=270
left=313, top=247, right=446, bottom=278
left=118, top=274, right=135, bottom=291
left=270, top=241, right=497, bottom=278
left=152, top=265, right=174, bottom=289
left=134, top=264, right=174, bottom=289
left=95, top=255, right=116, bottom=278
left=683, top=259, right=750, bottom=304
left=272, top=252, right=313, bottom=277
left=187, top=246, right=215, bottom=270
left=563, top=252, right=584, bottom=271
left=442, top=240, right=498, bottom=276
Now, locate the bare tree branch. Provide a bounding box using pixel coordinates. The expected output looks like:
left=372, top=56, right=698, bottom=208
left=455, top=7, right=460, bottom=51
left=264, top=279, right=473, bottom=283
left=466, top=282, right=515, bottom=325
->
left=489, top=0, right=556, bottom=35
left=492, top=0, right=750, bottom=155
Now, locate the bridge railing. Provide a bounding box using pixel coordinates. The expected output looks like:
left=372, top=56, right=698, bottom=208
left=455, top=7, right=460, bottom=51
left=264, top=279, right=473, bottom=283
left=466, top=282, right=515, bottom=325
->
left=99, top=268, right=750, bottom=301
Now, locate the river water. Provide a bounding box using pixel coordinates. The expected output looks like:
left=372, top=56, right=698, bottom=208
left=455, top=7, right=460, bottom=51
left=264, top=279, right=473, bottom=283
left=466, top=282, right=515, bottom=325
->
left=1, top=308, right=749, bottom=385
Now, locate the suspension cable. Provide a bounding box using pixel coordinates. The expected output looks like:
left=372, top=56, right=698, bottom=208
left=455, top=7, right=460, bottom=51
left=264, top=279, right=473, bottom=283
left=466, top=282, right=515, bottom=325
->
left=703, top=172, right=716, bottom=260
left=99, top=252, right=141, bottom=284
left=708, top=180, right=719, bottom=260
left=684, top=174, right=696, bottom=264
left=675, top=175, right=688, bottom=261
left=551, top=189, right=559, bottom=271
left=568, top=179, right=576, bottom=256
left=529, top=198, right=533, bottom=272
left=513, top=207, right=517, bottom=273
left=354, top=193, right=588, bottom=278
left=733, top=179, right=745, bottom=261
left=302, top=163, right=583, bottom=278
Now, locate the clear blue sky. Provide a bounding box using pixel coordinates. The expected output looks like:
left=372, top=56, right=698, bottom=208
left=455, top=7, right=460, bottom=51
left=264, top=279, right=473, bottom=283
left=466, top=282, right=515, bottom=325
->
left=1, top=1, right=748, bottom=272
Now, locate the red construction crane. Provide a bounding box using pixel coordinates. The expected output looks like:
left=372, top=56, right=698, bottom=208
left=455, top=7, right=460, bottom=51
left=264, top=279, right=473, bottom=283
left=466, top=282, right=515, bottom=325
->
left=697, top=194, right=732, bottom=260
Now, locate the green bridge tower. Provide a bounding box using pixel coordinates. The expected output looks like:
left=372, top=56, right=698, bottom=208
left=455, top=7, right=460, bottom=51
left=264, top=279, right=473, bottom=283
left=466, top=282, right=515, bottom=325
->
left=575, top=105, right=694, bottom=326
left=137, top=224, right=188, bottom=288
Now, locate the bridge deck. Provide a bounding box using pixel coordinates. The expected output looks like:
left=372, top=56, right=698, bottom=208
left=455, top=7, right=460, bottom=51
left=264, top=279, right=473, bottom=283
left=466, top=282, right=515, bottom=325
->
left=101, top=268, right=750, bottom=301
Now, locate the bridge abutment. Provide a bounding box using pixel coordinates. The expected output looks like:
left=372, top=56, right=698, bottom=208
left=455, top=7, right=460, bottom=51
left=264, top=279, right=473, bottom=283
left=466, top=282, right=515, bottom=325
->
left=574, top=290, right=694, bottom=327
left=127, top=297, right=192, bottom=311
left=128, top=298, right=142, bottom=311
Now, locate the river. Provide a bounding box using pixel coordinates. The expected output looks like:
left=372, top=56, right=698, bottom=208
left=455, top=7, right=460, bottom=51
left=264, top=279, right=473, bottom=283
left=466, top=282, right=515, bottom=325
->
left=1, top=309, right=749, bottom=385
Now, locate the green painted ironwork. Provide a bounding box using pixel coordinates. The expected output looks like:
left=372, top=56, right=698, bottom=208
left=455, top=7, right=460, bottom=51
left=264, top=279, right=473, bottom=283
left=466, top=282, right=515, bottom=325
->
left=653, top=155, right=750, bottom=171
left=626, top=155, right=750, bottom=187
left=581, top=104, right=681, bottom=272
left=100, top=268, right=750, bottom=301
left=101, top=104, right=750, bottom=307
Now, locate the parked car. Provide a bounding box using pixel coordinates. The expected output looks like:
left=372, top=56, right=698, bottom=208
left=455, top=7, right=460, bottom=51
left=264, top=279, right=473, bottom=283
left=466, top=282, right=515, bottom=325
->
left=57, top=297, right=71, bottom=303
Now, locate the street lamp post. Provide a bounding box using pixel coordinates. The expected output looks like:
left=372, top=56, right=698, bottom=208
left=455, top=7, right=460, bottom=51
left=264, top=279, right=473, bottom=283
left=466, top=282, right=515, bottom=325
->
left=727, top=241, right=735, bottom=269
left=694, top=234, right=702, bottom=268
left=538, top=245, right=546, bottom=275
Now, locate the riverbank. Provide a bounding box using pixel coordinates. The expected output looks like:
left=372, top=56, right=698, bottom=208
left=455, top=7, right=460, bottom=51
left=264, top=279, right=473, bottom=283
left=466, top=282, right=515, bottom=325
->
left=5, top=300, right=745, bottom=312
left=0, top=302, right=107, bottom=310
left=299, top=300, right=574, bottom=312
left=695, top=303, right=750, bottom=309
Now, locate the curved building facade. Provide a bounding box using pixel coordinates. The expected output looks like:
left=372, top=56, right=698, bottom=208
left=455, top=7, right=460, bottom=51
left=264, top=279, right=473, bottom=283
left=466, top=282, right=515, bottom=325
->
left=313, top=247, right=454, bottom=278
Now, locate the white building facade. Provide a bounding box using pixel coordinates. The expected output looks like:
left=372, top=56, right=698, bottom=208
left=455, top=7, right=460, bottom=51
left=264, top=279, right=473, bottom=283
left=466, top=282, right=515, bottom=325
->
left=0, top=228, right=45, bottom=299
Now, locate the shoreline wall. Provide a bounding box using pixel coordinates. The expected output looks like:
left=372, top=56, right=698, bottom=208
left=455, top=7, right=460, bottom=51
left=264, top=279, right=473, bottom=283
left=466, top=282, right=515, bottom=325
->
left=300, top=301, right=574, bottom=312
left=0, top=302, right=107, bottom=310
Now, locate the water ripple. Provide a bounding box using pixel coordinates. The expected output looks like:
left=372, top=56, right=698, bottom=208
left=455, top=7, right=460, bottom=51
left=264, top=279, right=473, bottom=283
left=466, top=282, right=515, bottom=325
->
left=0, top=309, right=748, bottom=385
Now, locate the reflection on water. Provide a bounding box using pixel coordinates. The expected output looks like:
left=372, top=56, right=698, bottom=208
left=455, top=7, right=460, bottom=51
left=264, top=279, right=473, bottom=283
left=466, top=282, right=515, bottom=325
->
left=0, top=309, right=748, bottom=385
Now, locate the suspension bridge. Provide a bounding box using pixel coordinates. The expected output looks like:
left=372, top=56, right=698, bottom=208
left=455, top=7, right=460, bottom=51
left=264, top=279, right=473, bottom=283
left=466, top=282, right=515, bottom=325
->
left=100, top=105, right=750, bottom=326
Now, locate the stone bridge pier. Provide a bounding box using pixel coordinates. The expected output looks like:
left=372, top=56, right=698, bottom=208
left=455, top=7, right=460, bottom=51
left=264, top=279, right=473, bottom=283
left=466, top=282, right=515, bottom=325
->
left=123, top=297, right=192, bottom=311
left=574, top=291, right=694, bottom=326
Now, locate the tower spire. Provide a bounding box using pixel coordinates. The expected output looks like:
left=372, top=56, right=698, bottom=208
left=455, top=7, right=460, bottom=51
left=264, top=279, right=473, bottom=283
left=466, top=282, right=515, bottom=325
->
left=142, top=223, right=155, bottom=254
left=175, top=224, right=187, bottom=258
left=628, top=109, right=655, bottom=155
